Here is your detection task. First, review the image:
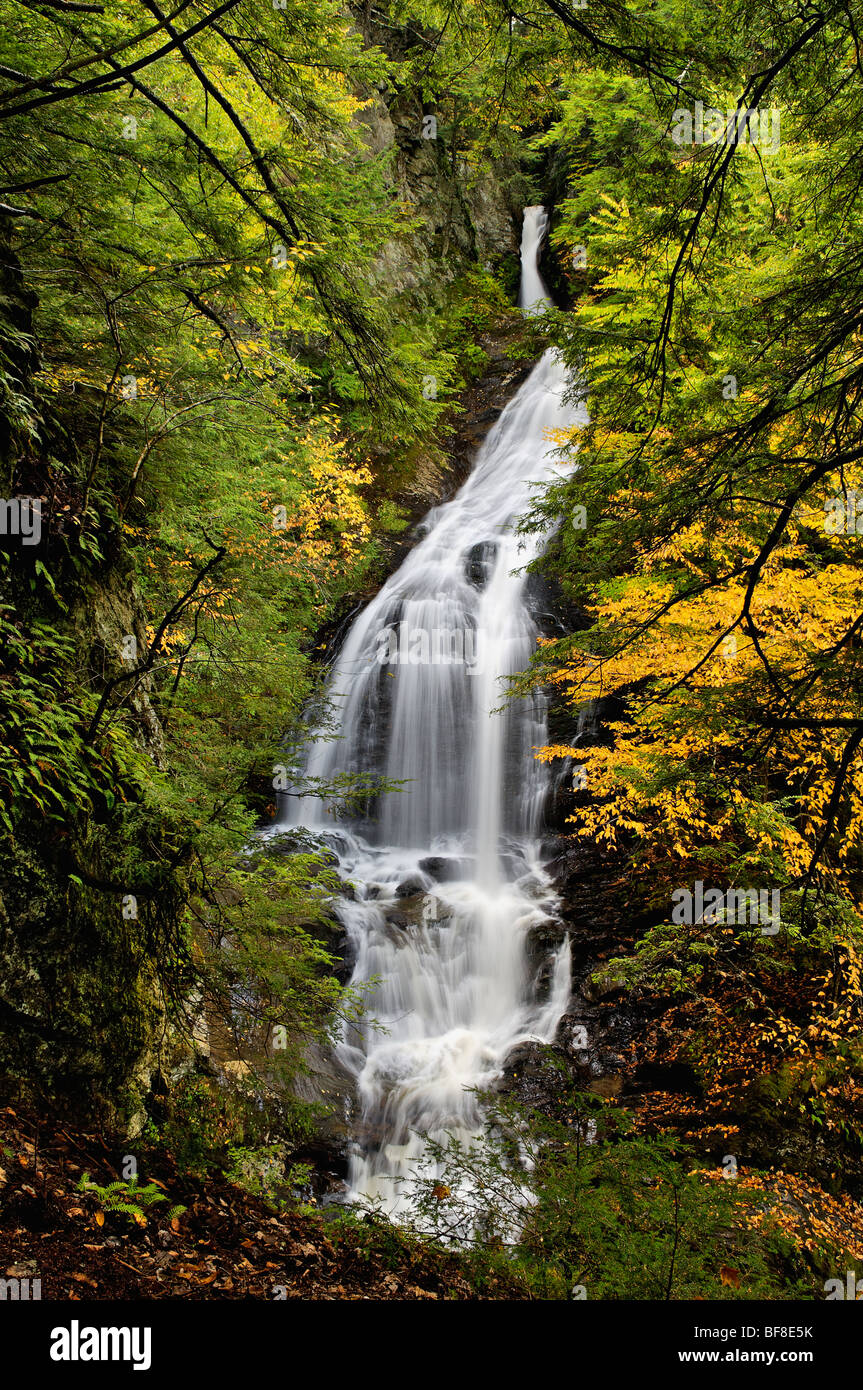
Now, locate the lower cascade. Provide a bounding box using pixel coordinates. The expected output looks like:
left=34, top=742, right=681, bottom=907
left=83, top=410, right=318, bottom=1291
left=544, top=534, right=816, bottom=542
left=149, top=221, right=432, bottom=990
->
left=280, top=206, right=588, bottom=1215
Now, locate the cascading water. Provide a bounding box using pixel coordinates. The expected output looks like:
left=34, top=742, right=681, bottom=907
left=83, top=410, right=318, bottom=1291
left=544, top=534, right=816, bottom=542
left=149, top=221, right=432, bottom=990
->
left=518, top=205, right=552, bottom=315
left=279, top=206, right=587, bottom=1215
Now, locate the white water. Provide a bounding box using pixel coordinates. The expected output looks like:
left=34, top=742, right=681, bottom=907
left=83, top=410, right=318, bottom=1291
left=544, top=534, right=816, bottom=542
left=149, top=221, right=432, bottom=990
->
left=519, top=205, right=553, bottom=315
left=279, top=207, right=587, bottom=1215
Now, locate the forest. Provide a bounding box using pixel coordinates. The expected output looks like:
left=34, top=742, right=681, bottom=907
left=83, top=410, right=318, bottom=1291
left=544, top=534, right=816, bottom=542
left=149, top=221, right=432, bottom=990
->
left=1, top=0, right=863, bottom=1345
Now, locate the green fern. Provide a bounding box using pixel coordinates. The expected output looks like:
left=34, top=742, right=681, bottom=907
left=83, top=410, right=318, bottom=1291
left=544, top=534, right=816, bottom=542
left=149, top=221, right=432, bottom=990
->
left=77, top=1172, right=187, bottom=1226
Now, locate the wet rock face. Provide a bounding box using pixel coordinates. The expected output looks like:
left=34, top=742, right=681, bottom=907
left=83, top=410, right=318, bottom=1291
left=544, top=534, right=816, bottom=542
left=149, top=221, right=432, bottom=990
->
left=493, top=836, right=646, bottom=1117
left=384, top=893, right=455, bottom=936
left=523, top=569, right=589, bottom=641
left=499, top=1041, right=571, bottom=1109
left=525, top=918, right=568, bottom=1005
left=464, top=541, right=497, bottom=588
left=418, top=856, right=468, bottom=882
left=395, top=873, right=430, bottom=899
left=287, top=1041, right=355, bottom=1199
left=351, top=83, right=521, bottom=304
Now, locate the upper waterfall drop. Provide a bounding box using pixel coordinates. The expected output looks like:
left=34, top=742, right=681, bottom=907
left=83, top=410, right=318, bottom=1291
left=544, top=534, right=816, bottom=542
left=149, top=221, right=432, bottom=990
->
left=518, top=205, right=553, bottom=316
left=280, top=207, right=587, bottom=1216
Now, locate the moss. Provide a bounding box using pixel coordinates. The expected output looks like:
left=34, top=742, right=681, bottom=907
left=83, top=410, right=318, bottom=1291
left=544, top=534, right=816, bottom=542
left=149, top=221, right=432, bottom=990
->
left=0, top=828, right=168, bottom=1122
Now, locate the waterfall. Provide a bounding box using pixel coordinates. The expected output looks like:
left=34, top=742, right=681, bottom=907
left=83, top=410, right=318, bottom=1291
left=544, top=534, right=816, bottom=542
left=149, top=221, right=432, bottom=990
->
left=278, top=206, right=588, bottom=1216
left=518, top=205, right=552, bottom=316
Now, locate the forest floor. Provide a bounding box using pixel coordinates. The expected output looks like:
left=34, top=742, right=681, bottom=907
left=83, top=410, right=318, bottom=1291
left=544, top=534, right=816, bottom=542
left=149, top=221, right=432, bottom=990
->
left=0, top=1107, right=523, bottom=1301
